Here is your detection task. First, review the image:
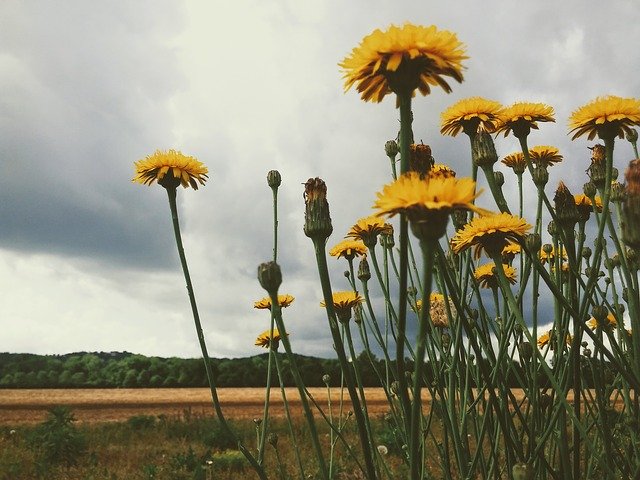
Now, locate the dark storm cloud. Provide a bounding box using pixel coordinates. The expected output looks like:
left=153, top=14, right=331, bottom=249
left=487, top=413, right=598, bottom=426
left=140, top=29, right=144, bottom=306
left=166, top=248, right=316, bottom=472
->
left=0, top=1, right=189, bottom=268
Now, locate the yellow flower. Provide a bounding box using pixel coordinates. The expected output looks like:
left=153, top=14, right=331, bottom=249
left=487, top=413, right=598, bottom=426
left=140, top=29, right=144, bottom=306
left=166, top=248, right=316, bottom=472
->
left=495, top=102, right=555, bottom=138
left=255, top=328, right=284, bottom=349
left=569, top=95, right=640, bottom=140
left=346, top=216, right=391, bottom=245
left=451, top=213, right=532, bottom=259
left=474, top=262, right=517, bottom=289
left=528, top=146, right=563, bottom=168
left=329, top=239, right=368, bottom=260
left=340, top=23, right=467, bottom=103
left=539, top=246, right=567, bottom=265
left=501, top=152, right=526, bottom=174
left=373, top=172, right=485, bottom=220
left=321, top=291, right=363, bottom=322
left=537, top=329, right=572, bottom=349
left=574, top=194, right=603, bottom=221
left=133, top=149, right=208, bottom=190
left=502, top=242, right=521, bottom=256
left=254, top=294, right=295, bottom=310
left=586, top=312, right=618, bottom=331
left=440, top=96, right=503, bottom=136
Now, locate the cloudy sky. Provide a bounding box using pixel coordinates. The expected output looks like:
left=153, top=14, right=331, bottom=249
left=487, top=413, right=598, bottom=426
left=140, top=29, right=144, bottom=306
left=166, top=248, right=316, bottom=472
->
left=1, top=0, right=638, bottom=359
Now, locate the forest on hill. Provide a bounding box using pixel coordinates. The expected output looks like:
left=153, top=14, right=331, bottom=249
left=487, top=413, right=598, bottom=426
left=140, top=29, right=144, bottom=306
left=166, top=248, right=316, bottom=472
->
left=0, top=351, right=378, bottom=388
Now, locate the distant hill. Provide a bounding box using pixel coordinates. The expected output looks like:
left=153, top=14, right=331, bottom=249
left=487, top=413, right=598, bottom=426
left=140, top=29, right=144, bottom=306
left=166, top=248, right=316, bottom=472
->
left=0, top=351, right=383, bottom=388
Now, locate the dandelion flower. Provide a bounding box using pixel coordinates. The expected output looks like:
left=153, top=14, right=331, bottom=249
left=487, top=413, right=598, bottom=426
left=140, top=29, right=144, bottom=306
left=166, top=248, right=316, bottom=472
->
left=254, top=294, right=295, bottom=310
left=501, top=152, right=526, bottom=174
left=321, top=291, right=363, bottom=322
left=537, top=329, right=572, bottom=350
left=539, top=246, right=567, bottom=265
left=255, top=328, right=285, bottom=349
left=586, top=312, right=618, bottom=331
left=133, top=149, right=208, bottom=190
left=346, top=216, right=392, bottom=245
left=440, top=96, right=503, bottom=136
left=569, top=95, right=640, bottom=141
left=340, top=23, right=467, bottom=102
left=329, top=239, right=368, bottom=260
left=474, top=262, right=517, bottom=289
left=495, top=102, right=555, bottom=138
left=451, top=212, right=532, bottom=259
left=528, top=146, right=563, bottom=168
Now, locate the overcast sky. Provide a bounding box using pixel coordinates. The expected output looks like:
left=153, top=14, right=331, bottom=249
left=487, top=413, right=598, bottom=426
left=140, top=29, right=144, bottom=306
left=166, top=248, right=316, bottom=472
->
left=1, top=0, right=638, bottom=359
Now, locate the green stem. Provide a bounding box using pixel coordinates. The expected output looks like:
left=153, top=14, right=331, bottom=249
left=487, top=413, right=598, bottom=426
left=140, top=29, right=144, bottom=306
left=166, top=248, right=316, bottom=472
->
left=165, top=188, right=266, bottom=479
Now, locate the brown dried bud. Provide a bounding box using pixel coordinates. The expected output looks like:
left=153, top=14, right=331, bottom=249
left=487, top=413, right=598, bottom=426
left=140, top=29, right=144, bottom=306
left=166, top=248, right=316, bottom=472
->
left=409, top=143, right=434, bottom=176
left=589, top=144, right=606, bottom=163
left=385, top=139, right=399, bottom=158
left=471, top=132, right=498, bottom=167
left=554, top=182, right=580, bottom=227
left=611, top=182, right=626, bottom=203
left=493, top=171, right=505, bottom=187
left=303, top=178, right=333, bottom=241
left=622, top=159, right=640, bottom=249
left=258, top=262, right=282, bottom=295
left=452, top=209, right=468, bottom=231
left=357, top=256, right=371, bottom=282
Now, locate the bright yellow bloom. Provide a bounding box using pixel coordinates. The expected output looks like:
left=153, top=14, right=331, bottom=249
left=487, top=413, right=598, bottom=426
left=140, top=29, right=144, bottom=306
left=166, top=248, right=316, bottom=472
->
left=574, top=194, right=603, bottom=213
left=373, top=172, right=486, bottom=221
left=586, top=312, right=618, bottom=331
left=133, top=149, right=208, bottom=190
left=569, top=95, right=640, bottom=140
left=474, top=262, right=517, bottom=289
left=451, top=213, right=532, bottom=259
left=539, top=246, right=567, bottom=265
left=528, top=146, right=563, bottom=168
left=255, top=328, right=284, bottom=349
left=537, top=329, right=572, bottom=349
left=440, top=97, right=503, bottom=136
left=501, top=152, right=526, bottom=173
left=502, top=242, right=521, bottom=256
left=340, top=23, right=467, bottom=103
left=329, top=239, right=368, bottom=260
left=495, top=102, right=555, bottom=137
left=254, top=294, right=295, bottom=310
left=321, top=291, right=363, bottom=322
left=346, top=216, right=391, bottom=244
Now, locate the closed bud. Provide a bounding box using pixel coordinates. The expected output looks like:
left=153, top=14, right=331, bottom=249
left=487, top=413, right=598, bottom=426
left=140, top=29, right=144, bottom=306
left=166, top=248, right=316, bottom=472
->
left=303, top=178, right=333, bottom=241
left=518, top=341, right=533, bottom=361
left=554, top=182, right=579, bottom=228
left=592, top=305, right=609, bottom=323
left=494, top=171, right=505, bottom=187
left=589, top=144, right=606, bottom=163
left=547, top=220, right=558, bottom=238
left=627, top=248, right=638, bottom=269
left=258, top=262, right=282, bottom=295
left=542, top=243, right=553, bottom=255
left=452, top=209, right=468, bottom=230
left=616, top=303, right=625, bottom=315
left=588, top=158, right=607, bottom=188
left=471, top=132, right=498, bottom=167
left=612, top=167, right=619, bottom=181
left=622, top=159, right=640, bottom=249
left=533, top=165, right=549, bottom=187
left=611, top=182, right=626, bottom=203
left=583, top=181, right=597, bottom=198
left=344, top=270, right=350, bottom=278
left=267, top=170, right=281, bottom=188
left=268, top=432, right=278, bottom=447
left=441, top=333, right=451, bottom=348
left=357, top=257, right=371, bottom=282
left=409, top=143, right=434, bottom=176
left=581, top=247, right=592, bottom=259
left=407, top=286, right=417, bottom=298
left=612, top=254, right=621, bottom=268
left=626, top=128, right=639, bottom=143
left=385, top=139, right=399, bottom=158
left=583, top=347, right=592, bottom=358
left=525, top=233, right=541, bottom=252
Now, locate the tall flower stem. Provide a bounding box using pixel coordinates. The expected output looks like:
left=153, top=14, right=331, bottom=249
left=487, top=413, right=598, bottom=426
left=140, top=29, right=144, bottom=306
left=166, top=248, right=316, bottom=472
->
left=165, top=188, right=266, bottom=479
left=396, top=91, right=414, bottom=436
left=409, top=238, right=436, bottom=479
left=313, top=239, right=378, bottom=480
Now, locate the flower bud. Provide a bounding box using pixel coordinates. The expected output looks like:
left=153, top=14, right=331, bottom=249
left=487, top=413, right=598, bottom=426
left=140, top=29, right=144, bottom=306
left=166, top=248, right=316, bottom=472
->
left=627, top=128, right=639, bottom=143
left=357, top=257, right=371, bottom=282
left=518, top=341, right=533, bottom=361
left=554, top=182, right=579, bottom=228
left=344, top=270, right=350, bottom=278
left=588, top=157, right=607, bottom=188
left=409, top=143, right=434, bottom=176
left=385, top=139, right=399, bottom=158
left=268, top=432, right=278, bottom=447
left=381, top=224, right=395, bottom=249
left=441, top=333, right=451, bottom=348
left=611, top=182, right=626, bottom=203
left=592, top=305, right=609, bottom=323
left=452, top=209, right=468, bottom=231
left=303, top=178, right=333, bottom=241
left=547, top=220, right=558, bottom=238
left=590, top=144, right=606, bottom=162
left=525, top=233, right=541, bottom=253
left=493, top=171, right=505, bottom=187
left=322, top=374, right=331, bottom=385
left=258, top=262, right=282, bottom=295
left=583, top=347, right=592, bottom=358
left=612, top=167, right=619, bottom=181
left=471, top=132, right=498, bottom=167
left=532, top=165, right=548, bottom=187
left=583, top=181, right=597, bottom=198
left=267, top=170, right=282, bottom=189
left=542, top=243, right=553, bottom=255
left=581, top=247, right=592, bottom=259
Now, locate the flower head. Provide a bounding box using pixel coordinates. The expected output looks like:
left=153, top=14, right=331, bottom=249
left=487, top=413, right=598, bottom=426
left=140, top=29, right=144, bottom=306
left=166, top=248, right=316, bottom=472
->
left=537, top=329, right=572, bottom=349
left=329, top=239, right=368, bottom=260
left=495, top=102, right=555, bottom=138
left=569, top=95, right=640, bottom=141
left=586, top=312, right=618, bottom=331
left=374, top=172, right=487, bottom=241
left=440, top=96, right=503, bottom=136
left=539, top=246, right=567, bottom=265
left=501, top=152, right=526, bottom=174
left=474, top=262, right=517, bottom=289
left=346, top=215, right=391, bottom=246
left=451, top=213, right=532, bottom=259
left=428, top=164, right=457, bottom=179
left=255, top=328, right=285, bottom=349
left=415, top=293, right=454, bottom=328
left=321, top=291, right=363, bottom=322
left=528, top=146, right=563, bottom=168
left=501, top=242, right=521, bottom=263
left=133, top=149, right=208, bottom=190
left=254, top=294, right=295, bottom=310
left=340, top=23, right=467, bottom=102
